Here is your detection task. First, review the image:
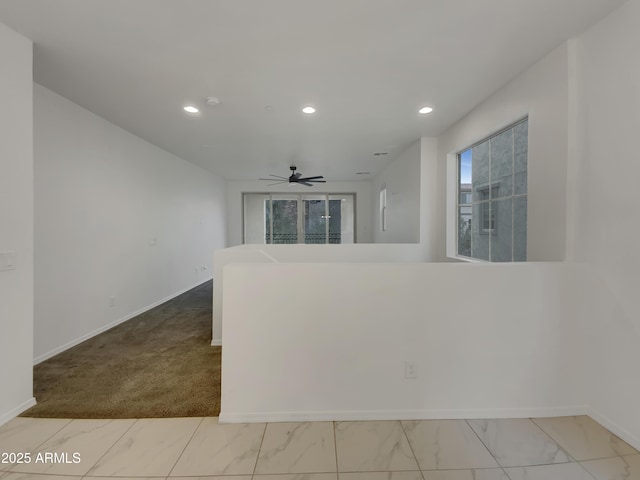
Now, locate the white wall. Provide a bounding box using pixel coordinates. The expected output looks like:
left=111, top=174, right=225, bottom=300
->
left=0, top=23, right=35, bottom=425
left=209, top=1, right=640, bottom=450
left=34, top=84, right=227, bottom=362
left=567, top=0, right=640, bottom=448
left=226, top=180, right=372, bottom=246
left=213, top=243, right=428, bottom=344
left=243, top=193, right=269, bottom=244
left=221, top=262, right=582, bottom=422
left=372, top=140, right=421, bottom=243
left=436, top=43, right=569, bottom=262
left=217, top=1, right=640, bottom=449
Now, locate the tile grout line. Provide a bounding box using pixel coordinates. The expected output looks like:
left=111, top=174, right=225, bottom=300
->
left=11, top=419, right=135, bottom=477
left=531, top=416, right=640, bottom=461
left=32, top=418, right=74, bottom=451
left=2, top=418, right=73, bottom=472
left=166, top=416, right=205, bottom=478
left=397, top=420, right=426, bottom=480
left=251, top=421, right=268, bottom=478
left=2, top=473, right=84, bottom=478
left=79, top=418, right=139, bottom=477
left=576, top=460, right=602, bottom=480
left=463, top=418, right=512, bottom=480
left=340, top=469, right=433, bottom=474
left=420, top=467, right=511, bottom=472
left=333, top=421, right=339, bottom=480
left=528, top=417, right=576, bottom=463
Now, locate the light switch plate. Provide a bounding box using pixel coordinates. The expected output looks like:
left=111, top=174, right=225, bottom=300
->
left=0, top=252, right=17, bottom=272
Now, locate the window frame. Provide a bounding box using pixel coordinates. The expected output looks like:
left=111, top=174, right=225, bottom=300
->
left=451, top=117, right=528, bottom=262
left=242, top=192, right=357, bottom=244
left=379, top=185, right=387, bottom=232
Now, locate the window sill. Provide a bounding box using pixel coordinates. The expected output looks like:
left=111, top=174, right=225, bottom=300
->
left=447, top=255, right=489, bottom=263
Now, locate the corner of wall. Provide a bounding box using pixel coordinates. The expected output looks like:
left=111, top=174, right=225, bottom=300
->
left=370, top=139, right=422, bottom=244
left=0, top=21, right=35, bottom=425
left=420, top=137, right=438, bottom=261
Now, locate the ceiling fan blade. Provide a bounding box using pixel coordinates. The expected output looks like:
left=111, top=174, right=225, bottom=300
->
left=261, top=170, right=325, bottom=186
left=298, top=176, right=324, bottom=181
left=260, top=175, right=288, bottom=180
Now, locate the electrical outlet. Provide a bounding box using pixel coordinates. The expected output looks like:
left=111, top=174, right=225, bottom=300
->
left=0, top=252, right=17, bottom=272
left=405, top=361, right=417, bottom=379
left=109, top=297, right=116, bottom=307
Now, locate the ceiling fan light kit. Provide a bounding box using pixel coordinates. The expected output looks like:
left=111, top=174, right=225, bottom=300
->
left=259, top=166, right=326, bottom=187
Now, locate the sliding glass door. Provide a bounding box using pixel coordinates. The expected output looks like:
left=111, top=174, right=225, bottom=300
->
left=267, top=194, right=299, bottom=244
left=303, top=195, right=327, bottom=244
left=243, top=193, right=355, bottom=244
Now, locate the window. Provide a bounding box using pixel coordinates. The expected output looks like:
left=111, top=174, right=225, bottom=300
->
left=243, top=193, right=356, bottom=244
left=457, top=118, right=528, bottom=261
left=379, top=186, right=387, bottom=231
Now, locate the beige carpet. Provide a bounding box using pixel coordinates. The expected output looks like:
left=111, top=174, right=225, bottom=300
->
left=21, top=280, right=220, bottom=418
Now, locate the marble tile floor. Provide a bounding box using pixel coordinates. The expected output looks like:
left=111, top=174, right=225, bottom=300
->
left=0, top=416, right=637, bottom=480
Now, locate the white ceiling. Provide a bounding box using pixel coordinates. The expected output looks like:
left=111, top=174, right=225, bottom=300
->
left=0, top=0, right=626, bottom=181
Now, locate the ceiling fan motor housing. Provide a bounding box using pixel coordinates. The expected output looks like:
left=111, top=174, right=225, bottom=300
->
left=289, top=166, right=300, bottom=182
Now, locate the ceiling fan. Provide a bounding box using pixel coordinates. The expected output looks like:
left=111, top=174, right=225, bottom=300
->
left=259, top=166, right=326, bottom=187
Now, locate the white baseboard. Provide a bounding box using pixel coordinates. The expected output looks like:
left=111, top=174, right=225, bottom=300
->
left=0, top=397, right=36, bottom=427
left=588, top=407, right=640, bottom=452
left=211, top=339, right=222, bottom=346
left=219, top=405, right=589, bottom=424
left=34, top=277, right=213, bottom=364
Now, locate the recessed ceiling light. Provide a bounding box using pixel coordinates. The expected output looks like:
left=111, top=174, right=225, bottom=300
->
left=418, top=106, right=434, bottom=114
left=184, top=105, right=199, bottom=113
left=302, top=106, right=316, bottom=114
